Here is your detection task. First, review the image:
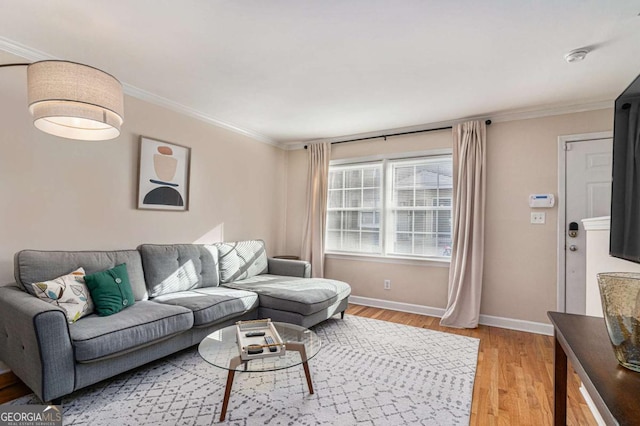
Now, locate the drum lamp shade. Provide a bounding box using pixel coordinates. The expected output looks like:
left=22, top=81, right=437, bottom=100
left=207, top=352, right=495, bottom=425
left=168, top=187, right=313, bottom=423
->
left=27, top=61, right=124, bottom=141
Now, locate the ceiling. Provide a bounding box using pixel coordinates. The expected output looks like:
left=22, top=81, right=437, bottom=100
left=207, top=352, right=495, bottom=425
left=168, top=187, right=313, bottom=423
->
left=1, top=1, right=639, bottom=147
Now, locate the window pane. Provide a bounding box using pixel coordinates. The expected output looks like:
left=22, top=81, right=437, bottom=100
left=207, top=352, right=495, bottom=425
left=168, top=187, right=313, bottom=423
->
left=345, top=189, right=361, bottom=208
left=414, top=234, right=437, bottom=256
left=395, top=211, right=412, bottom=232
left=343, top=211, right=359, bottom=230
left=360, top=211, right=380, bottom=230
left=394, top=232, right=412, bottom=254
left=416, top=188, right=438, bottom=207
left=327, top=211, right=341, bottom=230
left=437, top=210, right=451, bottom=233
left=439, top=234, right=452, bottom=257
left=343, top=231, right=360, bottom=250
left=395, top=189, right=414, bottom=207
left=361, top=231, right=380, bottom=253
left=329, top=170, right=344, bottom=189
left=345, top=170, right=362, bottom=188
left=436, top=196, right=452, bottom=207
left=414, top=211, right=427, bottom=233
left=326, top=231, right=341, bottom=251
left=416, top=164, right=439, bottom=188
left=328, top=190, right=343, bottom=208
left=394, top=166, right=414, bottom=188
left=363, top=168, right=380, bottom=188
left=363, top=188, right=380, bottom=208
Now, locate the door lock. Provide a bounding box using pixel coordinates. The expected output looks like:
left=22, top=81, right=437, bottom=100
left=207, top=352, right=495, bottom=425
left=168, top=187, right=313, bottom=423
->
left=568, top=222, right=579, bottom=238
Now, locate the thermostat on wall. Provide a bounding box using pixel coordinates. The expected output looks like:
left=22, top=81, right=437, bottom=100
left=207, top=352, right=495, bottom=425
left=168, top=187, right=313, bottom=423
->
left=529, top=194, right=555, bottom=208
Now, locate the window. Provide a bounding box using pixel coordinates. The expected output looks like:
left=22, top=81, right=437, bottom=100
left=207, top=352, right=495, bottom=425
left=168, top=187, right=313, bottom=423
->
left=326, top=163, right=382, bottom=253
left=388, top=158, right=453, bottom=257
left=325, top=154, right=453, bottom=260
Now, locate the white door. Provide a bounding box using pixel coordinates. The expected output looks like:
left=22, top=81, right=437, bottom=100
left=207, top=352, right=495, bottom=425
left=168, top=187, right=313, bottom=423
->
left=564, top=138, right=612, bottom=314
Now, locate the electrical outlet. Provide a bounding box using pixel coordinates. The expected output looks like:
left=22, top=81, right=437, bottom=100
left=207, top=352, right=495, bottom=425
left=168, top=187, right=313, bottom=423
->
left=384, top=279, right=391, bottom=290
left=531, top=212, right=546, bottom=224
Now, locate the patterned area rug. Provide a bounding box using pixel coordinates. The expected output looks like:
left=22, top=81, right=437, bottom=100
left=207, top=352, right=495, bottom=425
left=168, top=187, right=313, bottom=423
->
left=8, top=315, right=479, bottom=425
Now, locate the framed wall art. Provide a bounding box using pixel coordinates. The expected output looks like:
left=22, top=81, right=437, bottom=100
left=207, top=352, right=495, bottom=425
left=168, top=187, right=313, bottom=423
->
left=138, top=137, right=191, bottom=211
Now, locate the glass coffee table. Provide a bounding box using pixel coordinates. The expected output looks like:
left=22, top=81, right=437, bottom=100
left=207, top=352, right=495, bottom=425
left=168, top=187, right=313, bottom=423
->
left=198, top=321, right=322, bottom=421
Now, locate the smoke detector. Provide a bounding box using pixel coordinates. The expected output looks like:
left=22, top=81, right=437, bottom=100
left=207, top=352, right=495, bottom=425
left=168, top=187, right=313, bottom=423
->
left=564, top=49, right=589, bottom=63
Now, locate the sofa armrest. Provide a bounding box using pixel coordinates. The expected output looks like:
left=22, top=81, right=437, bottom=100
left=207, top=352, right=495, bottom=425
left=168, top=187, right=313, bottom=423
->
left=267, top=258, right=311, bottom=278
left=0, top=285, right=75, bottom=402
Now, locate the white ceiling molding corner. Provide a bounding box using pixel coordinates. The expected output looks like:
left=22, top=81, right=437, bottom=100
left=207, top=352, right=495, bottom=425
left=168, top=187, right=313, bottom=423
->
left=0, top=37, right=280, bottom=148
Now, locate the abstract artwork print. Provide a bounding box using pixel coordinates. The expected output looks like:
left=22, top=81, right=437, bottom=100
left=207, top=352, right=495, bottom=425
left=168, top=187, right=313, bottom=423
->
left=138, top=137, right=190, bottom=211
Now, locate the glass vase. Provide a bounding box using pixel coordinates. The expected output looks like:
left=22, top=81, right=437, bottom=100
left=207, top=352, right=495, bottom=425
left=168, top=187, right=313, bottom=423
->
left=597, top=272, right=640, bottom=372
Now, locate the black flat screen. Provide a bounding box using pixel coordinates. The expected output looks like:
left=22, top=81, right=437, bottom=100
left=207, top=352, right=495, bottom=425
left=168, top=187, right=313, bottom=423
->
left=610, top=73, right=640, bottom=263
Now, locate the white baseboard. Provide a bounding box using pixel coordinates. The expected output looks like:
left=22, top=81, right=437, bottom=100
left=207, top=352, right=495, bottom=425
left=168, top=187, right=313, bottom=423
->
left=579, top=384, right=606, bottom=426
left=349, top=295, right=554, bottom=336
left=350, top=296, right=447, bottom=318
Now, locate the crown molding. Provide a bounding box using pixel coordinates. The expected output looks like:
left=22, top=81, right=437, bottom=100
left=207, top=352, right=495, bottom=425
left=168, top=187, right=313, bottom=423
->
left=0, top=37, right=280, bottom=148
left=282, top=99, right=613, bottom=150
left=489, top=99, right=613, bottom=124
left=0, top=36, right=55, bottom=61
left=121, top=84, right=278, bottom=146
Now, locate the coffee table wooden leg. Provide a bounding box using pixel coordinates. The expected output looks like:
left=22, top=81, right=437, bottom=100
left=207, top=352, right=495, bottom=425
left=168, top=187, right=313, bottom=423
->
left=220, top=356, right=242, bottom=422
left=220, top=370, right=235, bottom=422
left=302, top=360, right=314, bottom=394
left=287, top=342, right=314, bottom=394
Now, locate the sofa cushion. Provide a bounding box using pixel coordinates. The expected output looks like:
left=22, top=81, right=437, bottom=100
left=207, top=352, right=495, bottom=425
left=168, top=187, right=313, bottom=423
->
left=215, top=240, right=268, bottom=283
left=152, top=287, right=258, bottom=326
left=84, top=264, right=135, bottom=316
left=69, top=301, right=193, bottom=362
left=29, top=267, right=94, bottom=323
left=15, top=250, right=148, bottom=301
left=222, top=274, right=351, bottom=316
left=140, top=244, right=220, bottom=298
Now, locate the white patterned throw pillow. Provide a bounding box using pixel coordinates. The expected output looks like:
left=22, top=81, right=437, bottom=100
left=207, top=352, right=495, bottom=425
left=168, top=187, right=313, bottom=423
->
left=30, top=267, right=94, bottom=323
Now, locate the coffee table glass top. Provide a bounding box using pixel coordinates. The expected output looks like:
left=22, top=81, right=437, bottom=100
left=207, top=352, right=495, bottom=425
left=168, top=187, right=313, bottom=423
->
left=198, top=322, right=321, bottom=372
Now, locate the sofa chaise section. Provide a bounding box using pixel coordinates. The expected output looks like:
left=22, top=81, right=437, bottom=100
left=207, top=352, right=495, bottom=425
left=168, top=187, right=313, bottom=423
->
left=222, top=274, right=350, bottom=327
left=215, top=240, right=351, bottom=328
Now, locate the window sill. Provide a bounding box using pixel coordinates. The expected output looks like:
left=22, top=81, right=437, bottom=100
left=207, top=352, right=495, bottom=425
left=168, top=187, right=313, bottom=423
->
left=324, top=252, right=450, bottom=268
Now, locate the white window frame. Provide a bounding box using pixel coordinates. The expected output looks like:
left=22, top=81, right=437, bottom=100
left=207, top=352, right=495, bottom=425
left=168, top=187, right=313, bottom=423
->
left=326, top=162, right=384, bottom=254
left=325, top=149, right=453, bottom=265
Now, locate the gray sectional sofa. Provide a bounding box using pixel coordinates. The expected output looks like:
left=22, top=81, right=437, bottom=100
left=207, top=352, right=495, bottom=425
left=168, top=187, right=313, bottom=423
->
left=0, top=240, right=350, bottom=403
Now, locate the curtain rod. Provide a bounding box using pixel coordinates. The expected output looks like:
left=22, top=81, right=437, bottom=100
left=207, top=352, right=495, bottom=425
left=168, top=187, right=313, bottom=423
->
left=0, top=63, right=30, bottom=68
left=304, top=119, right=492, bottom=149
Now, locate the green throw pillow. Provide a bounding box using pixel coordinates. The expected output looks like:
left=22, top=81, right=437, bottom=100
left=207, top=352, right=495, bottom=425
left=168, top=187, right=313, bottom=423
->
left=84, top=264, right=135, bottom=316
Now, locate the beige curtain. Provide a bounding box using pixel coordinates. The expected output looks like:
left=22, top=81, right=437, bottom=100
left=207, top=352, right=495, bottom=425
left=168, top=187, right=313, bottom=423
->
left=301, top=142, right=331, bottom=278
left=440, top=120, right=487, bottom=328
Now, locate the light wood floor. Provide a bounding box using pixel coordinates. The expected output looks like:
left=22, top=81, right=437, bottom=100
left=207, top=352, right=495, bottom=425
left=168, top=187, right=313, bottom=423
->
left=1, top=305, right=598, bottom=425
left=346, top=304, right=597, bottom=426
